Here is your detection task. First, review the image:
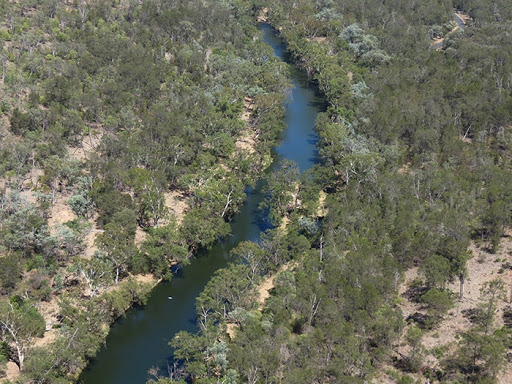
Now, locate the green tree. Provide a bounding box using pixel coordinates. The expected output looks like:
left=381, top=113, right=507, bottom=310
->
left=420, top=254, right=451, bottom=289
left=96, top=215, right=137, bottom=284
left=405, top=325, right=424, bottom=372
left=0, top=298, right=45, bottom=371
left=231, top=241, right=266, bottom=283
left=476, top=279, right=506, bottom=334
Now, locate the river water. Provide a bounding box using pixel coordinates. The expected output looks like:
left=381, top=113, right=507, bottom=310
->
left=79, top=23, right=323, bottom=384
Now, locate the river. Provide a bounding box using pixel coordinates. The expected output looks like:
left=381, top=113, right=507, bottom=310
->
left=79, top=23, right=323, bottom=384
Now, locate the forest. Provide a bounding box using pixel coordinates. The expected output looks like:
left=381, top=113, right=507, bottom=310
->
left=0, top=0, right=290, bottom=382
left=1, top=0, right=512, bottom=383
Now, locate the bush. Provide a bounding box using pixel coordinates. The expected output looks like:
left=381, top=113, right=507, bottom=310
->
left=421, top=288, right=453, bottom=324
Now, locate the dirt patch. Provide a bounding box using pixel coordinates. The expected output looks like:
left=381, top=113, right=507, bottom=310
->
left=3, top=361, right=20, bottom=383
left=235, top=135, right=257, bottom=154
left=398, top=237, right=512, bottom=378
left=135, top=227, right=147, bottom=246
left=317, top=190, right=327, bottom=218
left=257, top=262, right=295, bottom=309
left=236, top=96, right=257, bottom=154
left=347, top=71, right=353, bottom=84
left=241, top=96, right=254, bottom=123
left=422, top=242, right=512, bottom=352
left=455, top=12, right=471, bottom=24
left=133, top=273, right=159, bottom=285
left=204, top=47, right=212, bottom=71
left=306, top=36, right=327, bottom=43
left=67, top=131, right=103, bottom=162
left=397, top=162, right=412, bottom=175
left=226, top=323, right=237, bottom=339
left=48, top=195, right=76, bottom=234
left=164, top=190, right=190, bottom=225
left=257, top=7, right=269, bottom=23
left=83, top=218, right=102, bottom=259
left=226, top=262, right=296, bottom=340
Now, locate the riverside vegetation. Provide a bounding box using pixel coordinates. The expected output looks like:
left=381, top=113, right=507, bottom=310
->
left=2, top=0, right=512, bottom=383
left=0, top=0, right=291, bottom=382
left=150, top=1, right=512, bottom=384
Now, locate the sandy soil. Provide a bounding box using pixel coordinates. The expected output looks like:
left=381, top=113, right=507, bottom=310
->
left=135, top=227, right=147, bottom=246
left=48, top=195, right=76, bottom=234
left=164, top=190, right=190, bottom=225
left=317, top=190, right=327, bottom=217
left=397, top=162, right=411, bottom=175
left=204, top=48, right=212, bottom=71
left=257, top=262, right=295, bottom=309
left=398, top=236, right=512, bottom=381
left=67, top=131, right=103, bottom=162
left=347, top=71, right=353, bottom=84
left=226, top=322, right=237, bottom=339
left=257, top=7, right=269, bottom=23
left=226, top=262, right=296, bottom=339
left=455, top=12, right=471, bottom=24
left=3, top=362, right=20, bottom=383
left=235, top=96, right=257, bottom=154
left=104, top=273, right=160, bottom=294
left=306, top=36, right=327, bottom=43
left=235, top=135, right=257, bottom=154
left=83, top=217, right=102, bottom=259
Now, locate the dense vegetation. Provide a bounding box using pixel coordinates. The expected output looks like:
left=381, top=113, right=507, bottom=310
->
left=0, top=0, right=291, bottom=382
left=151, top=0, right=512, bottom=384
left=2, top=0, right=512, bottom=383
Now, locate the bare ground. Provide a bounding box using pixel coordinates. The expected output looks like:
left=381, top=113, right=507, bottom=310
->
left=347, top=71, right=353, bottom=84
left=67, top=130, right=103, bottom=162
left=317, top=190, right=327, bottom=217
left=398, top=236, right=512, bottom=382
left=226, top=262, right=296, bottom=339
left=47, top=194, right=76, bottom=233
left=257, top=7, right=269, bottom=23
left=306, top=36, right=327, bottom=43
left=83, top=215, right=102, bottom=259
left=3, top=362, right=20, bottom=383
left=257, top=262, right=295, bottom=310
left=455, top=12, right=471, bottom=24
left=235, top=96, right=257, bottom=154
left=135, top=227, right=147, bottom=246
left=164, top=190, right=190, bottom=225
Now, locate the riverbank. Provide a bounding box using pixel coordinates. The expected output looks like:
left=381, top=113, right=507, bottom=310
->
left=0, top=1, right=293, bottom=382
left=79, top=21, right=324, bottom=384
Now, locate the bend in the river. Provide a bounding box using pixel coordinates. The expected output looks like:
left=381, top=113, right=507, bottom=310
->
left=79, top=23, right=324, bottom=384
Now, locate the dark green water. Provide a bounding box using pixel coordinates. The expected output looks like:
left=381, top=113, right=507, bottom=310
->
left=79, top=23, right=323, bottom=384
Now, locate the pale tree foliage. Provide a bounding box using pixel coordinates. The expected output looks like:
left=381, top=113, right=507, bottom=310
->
left=72, top=254, right=113, bottom=297
left=0, top=299, right=45, bottom=371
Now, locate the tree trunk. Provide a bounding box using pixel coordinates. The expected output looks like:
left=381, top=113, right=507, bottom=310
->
left=459, top=273, right=465, bottom=300
left=15, top=343, right=24, bottom=371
